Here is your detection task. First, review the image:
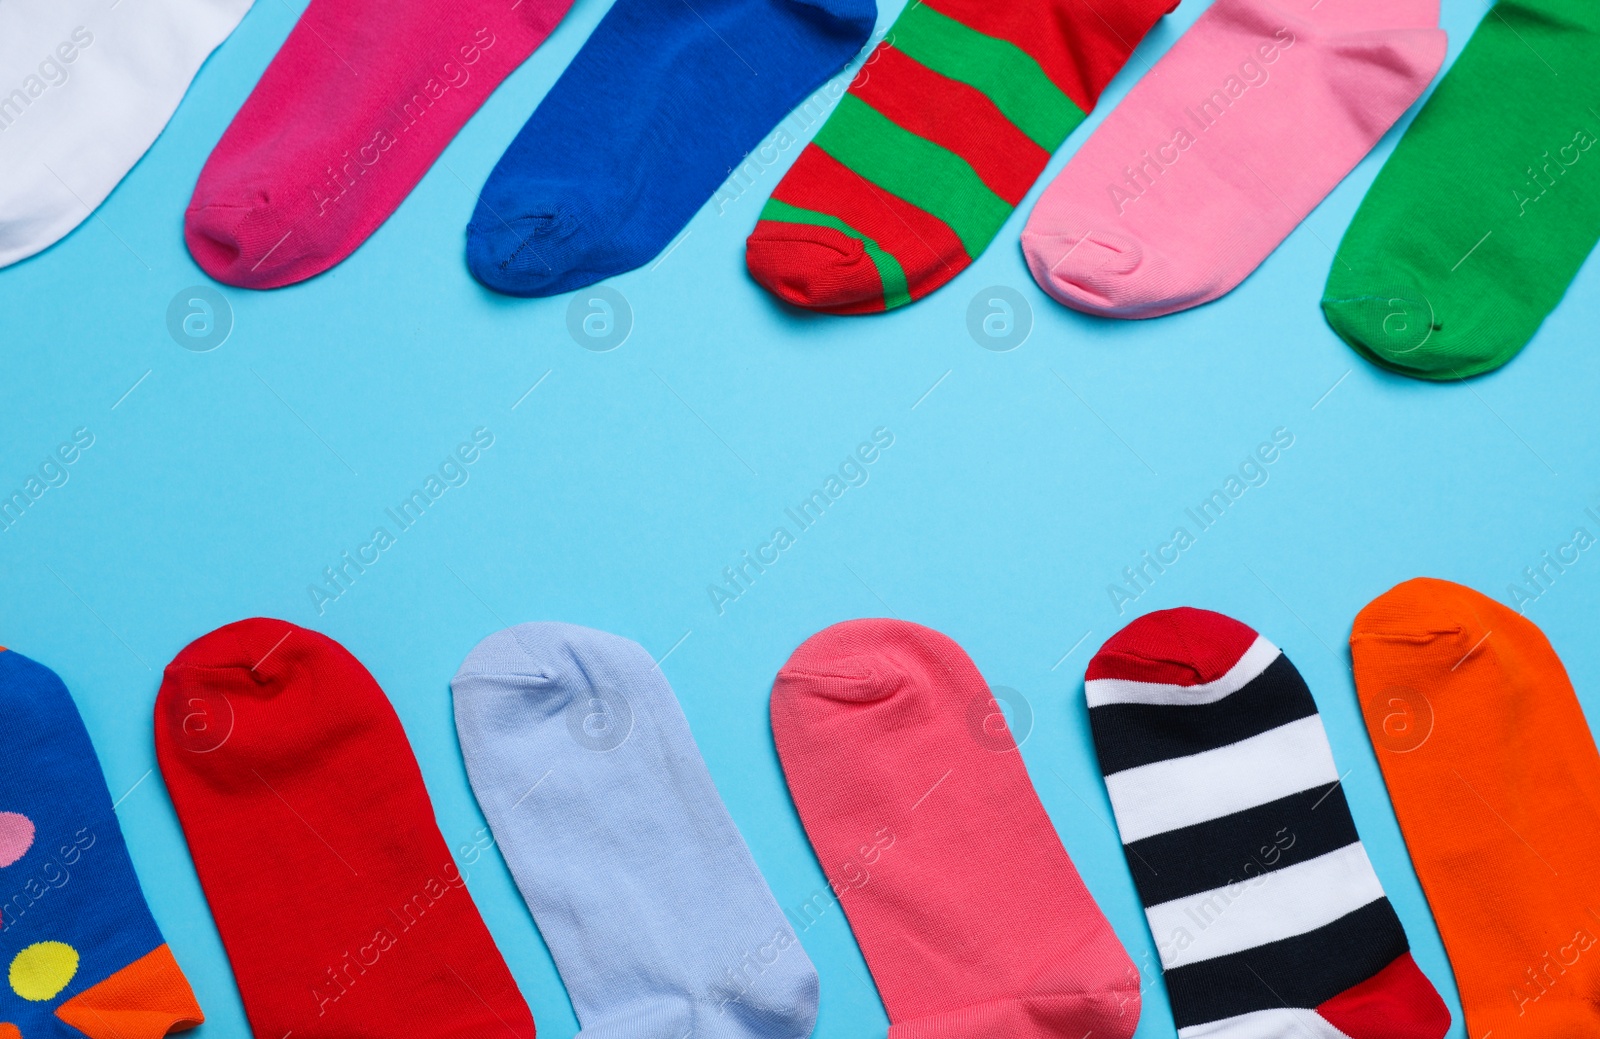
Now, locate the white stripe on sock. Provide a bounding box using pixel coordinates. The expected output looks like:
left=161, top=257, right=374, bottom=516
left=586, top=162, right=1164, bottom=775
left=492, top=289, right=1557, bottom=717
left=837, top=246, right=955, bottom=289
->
left=1086, top=636, right=1281, bottom=707
left=1104, top=714, right=1339, bottom=843
left=1146, top=842, right=1386, bottom=970
left=1178, top=1008, right=1353, bottom=1039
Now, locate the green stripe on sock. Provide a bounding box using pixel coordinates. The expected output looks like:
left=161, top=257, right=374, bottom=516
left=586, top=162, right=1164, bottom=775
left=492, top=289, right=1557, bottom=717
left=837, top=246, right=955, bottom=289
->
left=813, top=95, right=1012, bottom=257
left=759, top=197, right=912, bottom=309
left=890, top=3, right=1084, bottom=151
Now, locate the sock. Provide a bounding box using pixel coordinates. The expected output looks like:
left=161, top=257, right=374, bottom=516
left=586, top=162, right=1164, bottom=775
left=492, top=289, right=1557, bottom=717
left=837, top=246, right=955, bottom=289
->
left=1085, top=608, right=1451, bottom=1039
left=1021, top=0, right=1444, bottom=318
left=771, top=619, right=1141, bottom=1038
left=0, top=0, right=252, bottom=270
left=154, top=619, right=536, bottom=1039
left=1321, top=0, right=1600, bottom=378
left=452, top=623, right=818, bottom=1036
left=743, top=0, right=1173, bottom=313
left=0, top=647, right=204, bottom=1039
left=183, top=0, right=572, bottom=289
left=1352, top=579, right=1600, bottom=1037
left=464, top=0, right=874, bottom=297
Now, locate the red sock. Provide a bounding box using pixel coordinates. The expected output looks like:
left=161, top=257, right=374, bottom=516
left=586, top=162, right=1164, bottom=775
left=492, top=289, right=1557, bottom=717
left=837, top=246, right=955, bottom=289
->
left=183, top=0, right=571, bottom=288
left=154, top=619, right=536, bottom=1039
left=744, top=0, right=1173, bottom=313
left=770, top=619, right=1140, bottom=1039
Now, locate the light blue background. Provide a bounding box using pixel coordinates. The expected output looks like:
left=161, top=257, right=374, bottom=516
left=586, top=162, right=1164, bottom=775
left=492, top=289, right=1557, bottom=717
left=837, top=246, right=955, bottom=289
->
left=3, top=0, right=1597, bottom=1033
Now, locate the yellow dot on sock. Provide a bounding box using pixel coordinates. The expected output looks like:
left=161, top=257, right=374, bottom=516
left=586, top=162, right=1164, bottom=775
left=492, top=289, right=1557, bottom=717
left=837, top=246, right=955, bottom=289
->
left=9, top=942, right=78, bottom=1001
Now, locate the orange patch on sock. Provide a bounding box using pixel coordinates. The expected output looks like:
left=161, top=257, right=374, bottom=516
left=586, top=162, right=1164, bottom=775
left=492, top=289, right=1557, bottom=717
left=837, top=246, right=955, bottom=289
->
left=54, top=944, right=203, bottom=1039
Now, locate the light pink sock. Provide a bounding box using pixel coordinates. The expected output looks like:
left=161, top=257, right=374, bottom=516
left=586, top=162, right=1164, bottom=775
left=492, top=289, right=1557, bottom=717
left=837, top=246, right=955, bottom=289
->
left=771, top=619, right=1140, bottom=1039
left=1020, top=0, right=1445, bottom=318
left=184, top=0, right=572, bottom=289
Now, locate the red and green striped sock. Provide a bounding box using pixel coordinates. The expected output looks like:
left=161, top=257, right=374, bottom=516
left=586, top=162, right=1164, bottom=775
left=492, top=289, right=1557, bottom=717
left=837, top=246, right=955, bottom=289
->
left=745, top=0, right=1174, bottom=314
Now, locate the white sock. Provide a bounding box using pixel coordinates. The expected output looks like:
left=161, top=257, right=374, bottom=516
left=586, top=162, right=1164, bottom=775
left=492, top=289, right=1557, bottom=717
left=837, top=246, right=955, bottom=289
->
left=0, top=0, right=253, bottom=268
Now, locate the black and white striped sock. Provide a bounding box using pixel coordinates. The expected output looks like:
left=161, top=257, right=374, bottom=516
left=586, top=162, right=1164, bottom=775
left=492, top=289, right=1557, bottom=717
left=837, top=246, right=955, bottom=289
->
left=1085, top=607, right=1450, bottom=1039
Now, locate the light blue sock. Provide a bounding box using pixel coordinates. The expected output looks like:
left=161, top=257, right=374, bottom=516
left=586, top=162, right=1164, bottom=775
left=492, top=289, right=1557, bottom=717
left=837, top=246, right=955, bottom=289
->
left=452, top=622, right=819, bottom=1039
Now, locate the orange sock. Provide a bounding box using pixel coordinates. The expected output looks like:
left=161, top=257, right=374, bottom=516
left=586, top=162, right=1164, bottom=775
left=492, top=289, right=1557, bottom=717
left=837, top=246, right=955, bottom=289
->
left=1350, top=577, right=1600, bottom=1039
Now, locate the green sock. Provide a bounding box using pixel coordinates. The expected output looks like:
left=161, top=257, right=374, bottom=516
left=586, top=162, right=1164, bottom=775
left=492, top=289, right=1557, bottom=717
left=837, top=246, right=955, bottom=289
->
left=1321, top=0, right=1600, bottom=380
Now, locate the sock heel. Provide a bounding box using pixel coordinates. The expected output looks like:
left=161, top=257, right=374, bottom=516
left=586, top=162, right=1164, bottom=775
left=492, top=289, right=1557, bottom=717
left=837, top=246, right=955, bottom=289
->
left=1322, top=29, right=1447, bottom=108
left=1315, top=953, right=1451, bottom=1039
left=53, top=944, right=204, bottom=1039
left=707, top=959, right=820, bottom=1039
left=886, top=989, right=1139, bottom=1039
left=574, top=997, right=693, bottom=1039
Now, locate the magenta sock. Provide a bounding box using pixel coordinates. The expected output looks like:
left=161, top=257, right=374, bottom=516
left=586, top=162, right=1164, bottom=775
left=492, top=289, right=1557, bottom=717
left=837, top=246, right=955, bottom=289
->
left=1021, top=0, right=1445, bottom=318
left=184, top=0, right=572, bottom=289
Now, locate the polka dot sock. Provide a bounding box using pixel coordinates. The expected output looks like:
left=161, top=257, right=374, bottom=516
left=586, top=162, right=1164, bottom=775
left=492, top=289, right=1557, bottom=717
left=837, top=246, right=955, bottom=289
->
left=0, top=647, right=204, bottom=1039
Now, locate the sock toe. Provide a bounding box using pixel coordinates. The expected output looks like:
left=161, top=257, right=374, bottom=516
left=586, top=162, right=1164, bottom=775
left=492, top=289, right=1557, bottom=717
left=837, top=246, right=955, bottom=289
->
left=1088, top=607, right=1260, bottom=685
left=164, top=617, right=304, bottom=675
left=1351, top=578, right=1488, bottom=642
left=1319, top=287, right=1484, bottom=379
left=455, top=625, right=552, bottom=679
left=458, top=622, right=654, bottom=687
left=183, top=204, right=249, bottom=285
left=465, top=211, right=582, bottom=298
left=745, top=225, right=891, bottom=314
left=776, top=653, right=909, bottom=703
left=183, top=202, right=307, bottom=290
left=1023, top=224, right=1164, bottom=317
left=775, top=618, right=931, bottom=702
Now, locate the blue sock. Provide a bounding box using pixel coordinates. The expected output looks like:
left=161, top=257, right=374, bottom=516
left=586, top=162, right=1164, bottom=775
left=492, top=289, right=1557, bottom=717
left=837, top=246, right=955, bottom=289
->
left=464, top=0, right=875, bottom=296
left=0, top=648, right=204, bottom=1039
left=452, top=623, right=818, bottom=1038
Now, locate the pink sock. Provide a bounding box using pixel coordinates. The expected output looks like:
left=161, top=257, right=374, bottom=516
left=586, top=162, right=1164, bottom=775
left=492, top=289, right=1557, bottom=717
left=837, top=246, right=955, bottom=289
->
left=184, top=0, right=572, bottom=289
left=771, top=619, right=1140, bottom=1039
left=1020, top=0, right=1445, bottom=318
